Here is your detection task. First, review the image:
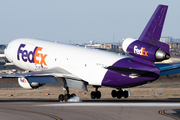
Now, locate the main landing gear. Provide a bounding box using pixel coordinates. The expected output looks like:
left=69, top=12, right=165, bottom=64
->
left=90, top=87, right=129, bottom=99
left=91, top=86, right=101, bottom=99
left=111, top=89, right=129, bottom=99
left=58, top=87, right=76, bottom=102
left=59, top=78, right=76, bottom=102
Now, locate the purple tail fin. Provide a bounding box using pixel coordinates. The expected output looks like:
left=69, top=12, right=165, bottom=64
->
left=138, top=5, right=169, bottom=54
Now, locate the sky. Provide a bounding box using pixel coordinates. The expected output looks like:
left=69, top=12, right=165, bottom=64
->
left=0, top=0, right=180, bottom=44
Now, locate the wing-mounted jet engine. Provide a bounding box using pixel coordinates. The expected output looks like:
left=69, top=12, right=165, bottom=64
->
left=18, top=78, right=44, bottom=89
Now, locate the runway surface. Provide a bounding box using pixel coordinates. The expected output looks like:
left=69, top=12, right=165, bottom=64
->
left=0, top=99, right=180, bottom=120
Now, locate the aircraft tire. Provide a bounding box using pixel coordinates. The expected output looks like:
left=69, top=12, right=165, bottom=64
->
left=123, top=90, right=129, bottom=98
left=59, top=94, right=64, bottom=102
left=91, top=91, right=96, bottom=99
left=111, top=90, right=117, bottom=98
left=96, top=91, right=101, bottom=99
left=64, top=94, right=70, bottom=101
left=117, top=90, right=123, bottom=99
left=71, top=93, right=76, bottom=97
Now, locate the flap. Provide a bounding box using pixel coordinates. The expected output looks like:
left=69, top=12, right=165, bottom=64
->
left=26, top=75, right=59, bottom=84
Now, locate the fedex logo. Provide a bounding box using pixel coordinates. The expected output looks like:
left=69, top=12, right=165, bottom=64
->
left=20, top=78, right=27, bottom=83
left=17, top=44, right=47, bottom=66
left=134, top=46, right=148, bottom=57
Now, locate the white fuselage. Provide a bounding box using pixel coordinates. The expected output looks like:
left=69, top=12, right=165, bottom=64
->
left=5, top=38, right=127, bottom=86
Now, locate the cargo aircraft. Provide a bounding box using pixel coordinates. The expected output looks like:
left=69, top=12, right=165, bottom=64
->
left=1, top=5, right=179, bottom=101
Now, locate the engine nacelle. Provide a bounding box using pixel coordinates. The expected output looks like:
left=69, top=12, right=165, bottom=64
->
left=122, top=38, right=170, bottom=62
left=18, top=77, right=44, bottom=89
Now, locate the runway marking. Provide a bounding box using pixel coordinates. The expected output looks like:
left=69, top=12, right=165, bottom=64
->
left=159, top=109, right=180, bottom=120
left=38, top=103, right=180, bottom=107
left=0, top=108, right=61, bottom=120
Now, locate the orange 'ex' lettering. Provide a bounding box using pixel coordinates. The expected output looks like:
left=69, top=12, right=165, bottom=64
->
left=34, top=47, right=47, bottom=65
left=142, top=48, right=148, bottom=57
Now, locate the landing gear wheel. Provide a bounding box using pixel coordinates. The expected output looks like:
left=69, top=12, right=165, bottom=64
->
left=91, top=91, right=101, bottom=99
left=117, top=90, right=123, bottom=99
left=123, top=90, right=129, bottom=98
left=60, top=78, right=78, bottom=102
left=91, top=86, right=102, bottom=99
left=59, top=94, right=64, bottom=102
left=111, top=90, right=117, bottom=98
left=71, top=93, right=76, bottom=97
left=91, top=91, right=96, bottom=99
left=64, top=94, right=70, bottom=101
left=96, top=91, right=101, bottom=99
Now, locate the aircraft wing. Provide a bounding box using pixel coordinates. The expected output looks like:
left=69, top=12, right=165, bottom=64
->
left=0, top=67, right=81, bottom=83
left=155, top=63, right=180, bottom=76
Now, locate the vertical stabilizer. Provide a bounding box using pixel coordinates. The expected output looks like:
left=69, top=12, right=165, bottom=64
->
left=122, top=5, right=170, bottom=65
left=138, top=5, right=169, bottom=53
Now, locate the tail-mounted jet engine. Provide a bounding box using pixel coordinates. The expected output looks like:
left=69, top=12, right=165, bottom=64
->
left=122, top=38, right=170, bottom=62
left=18, top=77, right=44, bottom=89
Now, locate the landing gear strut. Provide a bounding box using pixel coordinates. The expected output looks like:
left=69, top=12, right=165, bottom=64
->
left=91, top=86, right=101, bottom=99
left=111, top=89, right=129, bottom=99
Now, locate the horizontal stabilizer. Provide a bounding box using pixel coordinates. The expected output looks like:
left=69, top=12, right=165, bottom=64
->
left=156, top=63, right=180, bottom=76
